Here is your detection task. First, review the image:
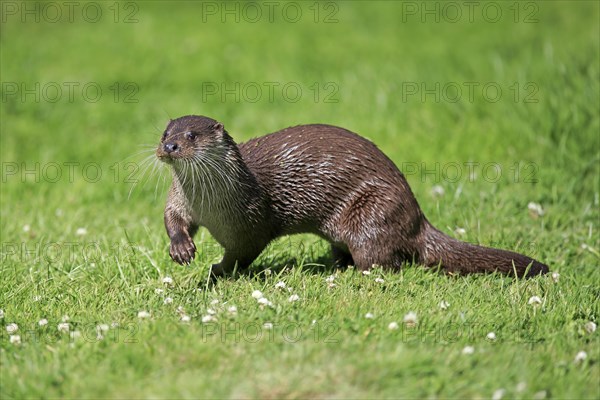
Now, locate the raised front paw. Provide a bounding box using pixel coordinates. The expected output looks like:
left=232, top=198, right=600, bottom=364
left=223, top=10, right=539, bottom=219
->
left=169, top=235, right=196, bottom=265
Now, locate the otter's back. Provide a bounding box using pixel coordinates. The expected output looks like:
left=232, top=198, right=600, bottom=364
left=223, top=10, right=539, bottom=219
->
left=238, top=124, right=418, bottom=232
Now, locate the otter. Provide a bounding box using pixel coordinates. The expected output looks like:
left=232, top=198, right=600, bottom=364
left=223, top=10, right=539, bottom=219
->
left=156, top=115, right=549, bottom=278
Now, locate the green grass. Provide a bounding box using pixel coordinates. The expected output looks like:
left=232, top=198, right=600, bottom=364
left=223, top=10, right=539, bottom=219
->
left=1, top=1, right=599, bottom=398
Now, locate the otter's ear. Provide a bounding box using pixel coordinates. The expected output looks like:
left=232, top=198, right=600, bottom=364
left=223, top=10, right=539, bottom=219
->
left=212, top=122, right=224, bottom=136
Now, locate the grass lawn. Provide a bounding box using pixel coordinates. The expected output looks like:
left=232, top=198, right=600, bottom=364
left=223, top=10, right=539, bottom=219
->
left=1, top=1, right=599, bottom=398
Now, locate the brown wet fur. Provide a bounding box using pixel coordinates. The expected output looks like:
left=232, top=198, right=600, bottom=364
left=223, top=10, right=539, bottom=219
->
left=156, top=115, right=549, bottom=278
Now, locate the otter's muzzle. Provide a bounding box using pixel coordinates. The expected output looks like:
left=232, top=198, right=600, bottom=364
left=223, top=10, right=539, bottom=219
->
left=163, top=142, right=178, bottom=153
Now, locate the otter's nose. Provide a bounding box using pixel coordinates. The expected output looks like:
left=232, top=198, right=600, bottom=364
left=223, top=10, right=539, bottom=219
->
left=164, top=142, right=178, bottom=153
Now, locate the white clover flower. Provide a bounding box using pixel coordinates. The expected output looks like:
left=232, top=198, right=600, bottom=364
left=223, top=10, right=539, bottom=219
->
left=574, top=351, right=587, bottom=363
left=533, top=390, right=547, bottom=399
left=38, top=318, right=48, bottom=327
left=527, top=202, right=544, bottom=218
left=439, top=300, right=450, bottom=310
left=431, top=185, right=445, bottom=197
left=327, top=283, right=337, bottom=288
left=201, top=315, right=215, bottom=323
left=288, top=294, right=300, bottom=302
left=486, top=332, right=497, bottom=341
left=162, top=276, right=173, bottom=286
left=528, top=296, right=542, bottom=305
left=111, top=322, right=119, bottom=328
left=263, top=269, right=272, bottom=276
left=551, top=272, right=560, bottom=283
left=263, top=322, right=273, bottom=330
left=492, top=388, right=506, bottom=400
left=0, top=309, right=4, bottom=319
left=462, top=346, right=475, bottom=355
left=6, top=323, right=18, bottom=334
left=155, top=288, right=164, bottom=294
left=325, top=275, right=336, bottom=283
left=257, top=297, right=273, bottom=307
left=584, top=321, right=597, bottom=334
left=206, top=308, right=217, bottom=315
left=23, top=224, right=31, bottom=232
left=311, top=319, right=317, bottom=325
left=388, top=322, right=399, bottom=330
left=10, top=335, right=21, bottom=345
left=403, top=311, right=418, bottom=326
left=361, top=270, right=371, bottom=276
left=210, top=299, right=220, bottom=305
left=365, top=312, right=374, bottom=319
left=375, top=278, right=385, bottom=283
left=75, top=227, right=87, bottom=236
left=176, top=306, right=185, bottom=315
left=251, top=290, right=264, bottom=299
left=163, top=297, right=173, bottom=305
left=137, top=311, right=151, bottom=319
left=455, top=227, right=466, bottom=236
left=97, top=324, right=109, bottom=333
left=57, top=322, right=70, bottom=333
left=227, top=306, right=238, bottom=314
left=61, top=315, right=70, bottom=322
left=275, top=281, right=286, bottom=289
left=33, top=296, right=42, bottom=302
left=180, top=315, right=191, bottom=323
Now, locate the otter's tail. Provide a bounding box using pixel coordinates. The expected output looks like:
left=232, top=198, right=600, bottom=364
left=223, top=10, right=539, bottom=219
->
left=421, top=224, right=549, bottom=277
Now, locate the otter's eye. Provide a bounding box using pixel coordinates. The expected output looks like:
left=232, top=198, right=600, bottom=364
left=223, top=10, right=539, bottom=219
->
left=184, top=131, right=196, bottom=140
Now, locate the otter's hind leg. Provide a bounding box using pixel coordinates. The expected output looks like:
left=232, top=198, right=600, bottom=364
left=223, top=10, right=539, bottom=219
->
left=331, top=244, right=354, bottom=268
left=348, top=244, right=404, bottom=271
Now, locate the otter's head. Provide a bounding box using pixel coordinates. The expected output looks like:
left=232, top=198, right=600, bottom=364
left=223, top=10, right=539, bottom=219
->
left=156, top=115, right=230, bottom=165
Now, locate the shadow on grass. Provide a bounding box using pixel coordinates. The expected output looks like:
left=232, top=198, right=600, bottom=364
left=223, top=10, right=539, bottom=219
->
left=198, top=234, right=530, bottom=286
left=219, top=253, right=453, bottom=285
left=250, top=253, right=338, bottom=277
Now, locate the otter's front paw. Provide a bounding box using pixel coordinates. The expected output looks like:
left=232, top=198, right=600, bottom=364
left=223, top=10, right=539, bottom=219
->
left=169, top=235, right=196, bottom=265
